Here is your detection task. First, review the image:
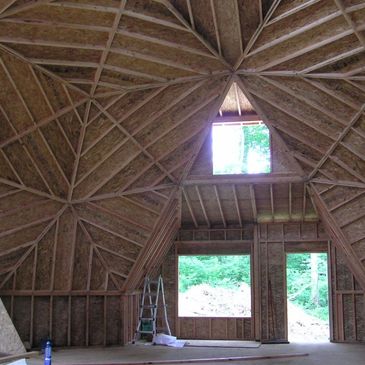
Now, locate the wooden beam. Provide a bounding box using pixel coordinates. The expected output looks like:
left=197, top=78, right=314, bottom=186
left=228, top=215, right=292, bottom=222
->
left=260, top=75, right=347, bottom=126
left=90, top=0, right=126, bottom=96
left=266, top=0, right=321, bottom=26
left=66, top=354, right=309, bottom=365
left=309, top=184, right=365, bottom=291
left=254, top=29, right=354, bottom=72
left=232, top=184, right=243, bottom=228
left=334, top=0, right=365, bottom=47
left=214, top=185, right=226, bottom=228
left=0, top=205, right=67, bottom=288
left=210, top=0, right=222, bottom=56
left=154, top=0, right=231, bottom=69
left=270, top=184, right=275, bottom=220
left=182, top=188, right=198, bottom=228
left=77, top=218, right=123, bottom=289
left=234, top=0, right=282, bottom=69
left=311, top=178, right=365, bottom=189
left=309, top=103, right=365, bottom=178
left=179, top=76, right=234, bottom=183
left=247, top=9, right=342, bottom=58
left=0, top=0, right=16, bottom=14
left=0, top=0, right=54, bottom=19
left=195, top=185, right=210, bottom=228
left=234, top=76, right=306, bottom=174
left=250, top=184, right=257, bottom=221
left=184, top=173, right=305, bottom=186
left=0, top=43, right=89, bottom=97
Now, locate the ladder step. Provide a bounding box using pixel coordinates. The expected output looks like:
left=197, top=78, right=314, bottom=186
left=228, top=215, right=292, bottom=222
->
left=142, top=304, right=157, bottom=308
left=140, top=317, right=155, bottom=320
left=137, top=330, right=155, bottom=334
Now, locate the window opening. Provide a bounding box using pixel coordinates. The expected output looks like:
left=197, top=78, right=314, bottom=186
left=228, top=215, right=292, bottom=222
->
left=178, top=255, right=251, bottom=317
left=212, top=122, right=270, bottom=175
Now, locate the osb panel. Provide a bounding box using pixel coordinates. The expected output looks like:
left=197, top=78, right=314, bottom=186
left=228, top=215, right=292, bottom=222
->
left=189, top=0, right=219, bottom=51
left=106, top=296, right=122, bottom=345
left=0, top=222, right=47, bottom=256
left=0, top=22, right=109, bottom=47
left=72, top=229, right=91, bottom=291
left=243, top=17, right=350, bottom=70
left=0, top=199, right=61, bottom=235
left=13, top=296, right=31, bottom=343
left=118, top=16, right=208, bottom=52
left=52, top=297, right=68, bottom=346
left=71, top=296, right=87, bottom=346
left=257, top=0, right=338, bottom=52
left=245, top=76, right=342, bottom=140
left=15, top=250, right=34, bottom=290
left=213, top=0, right=242, bottom=65
left=53, top=209, right=76, bottom=291
left=75, top=203, right=149, bottom=244
left=274, top=34, right=360, bottom=72
left=111, top=34, right=223, bottom=74
left=10, top=4, right=115, bottom=27
left=89, top=296, right=104, bottom=346
left=33, top=297, right=50, bottom=347
left=73, top=143, right=141, bottom=198
left=106, top=52, right=195, bottom=80
left=237, top=0, right=261, bottom=48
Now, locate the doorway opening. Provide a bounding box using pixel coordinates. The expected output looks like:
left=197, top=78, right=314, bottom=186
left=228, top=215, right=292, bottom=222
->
left=286, top=253, right=329, bottom=342
left=178, top=255, right=251, bottom=317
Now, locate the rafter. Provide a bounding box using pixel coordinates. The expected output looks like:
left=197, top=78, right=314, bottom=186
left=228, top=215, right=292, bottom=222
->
left=265, top=0, right=321, bottom=26
left=0, top=0, right=54, bottom=19
left=179, top=77, right=234, bottom=182
left=232, top=184, right=243, bottom=228
left=250, top=184, right=257, bottom=221
left=309, top=104, right=365, bottom=179
left=234, top=0, right=282, bottom=69
left=247, top=9, right=343, bottom=58
left=76, top=217, right=123, bottom=289
left=0, top=43, right=89, bottom=97
left=75, top=183, right=173, bottom=204
left=334, top=0, right=365, bottom=48
left=310, top=184, right=365, bottom=291
left=68, top=101, right=91, bottom=202
left=214, top=184, right=226, bottom=228
left=154, top=0, right=230, bottom=69
left=182, top=187, right=198, bottom=229
left=91, top=99, right=179, bottom=184
left=195, top=185, right=210, bottom=228
left=0, top=204, right=66, bottom=289
left=254, top=29, right=357, bottom=72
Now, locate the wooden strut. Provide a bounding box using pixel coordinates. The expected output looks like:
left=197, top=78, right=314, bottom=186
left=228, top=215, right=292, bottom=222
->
left=59, top=353, right=309, bottom=365
left=0, top=352, right=39, bottom=364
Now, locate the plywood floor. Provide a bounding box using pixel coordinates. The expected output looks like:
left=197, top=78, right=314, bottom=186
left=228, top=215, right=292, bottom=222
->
left=27, top=342, right=365, bottom=365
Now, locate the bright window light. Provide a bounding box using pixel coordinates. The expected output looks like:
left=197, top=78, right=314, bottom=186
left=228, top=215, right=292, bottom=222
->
left=212, top=123, right=271, bottom=175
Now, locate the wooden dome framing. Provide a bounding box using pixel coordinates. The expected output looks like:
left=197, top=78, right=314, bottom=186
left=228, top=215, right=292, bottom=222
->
left=0, top=0, right=365, bottom=347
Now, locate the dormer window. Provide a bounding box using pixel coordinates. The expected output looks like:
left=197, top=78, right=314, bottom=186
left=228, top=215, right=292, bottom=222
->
left=212, top=121, right=271, bottom=175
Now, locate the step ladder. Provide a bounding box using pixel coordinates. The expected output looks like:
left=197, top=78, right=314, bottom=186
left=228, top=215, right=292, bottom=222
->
left=133, top=275, right=171, bottom=343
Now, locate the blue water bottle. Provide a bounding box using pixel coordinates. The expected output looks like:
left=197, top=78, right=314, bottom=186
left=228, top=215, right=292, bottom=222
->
left=44, top=340, right=52, bottom=365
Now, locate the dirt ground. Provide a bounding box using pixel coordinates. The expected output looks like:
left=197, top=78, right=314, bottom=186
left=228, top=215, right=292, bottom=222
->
left=179, top=284, right=329, bottom=342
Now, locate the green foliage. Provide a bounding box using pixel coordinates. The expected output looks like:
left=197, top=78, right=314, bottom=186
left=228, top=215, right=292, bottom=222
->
left=178, top=253, right=329, bottom=322
left=241, top=125, right=270, bottom=173
left=178, top=255, right=251, bottom=293
left=287, top=253, right=329, bottom=321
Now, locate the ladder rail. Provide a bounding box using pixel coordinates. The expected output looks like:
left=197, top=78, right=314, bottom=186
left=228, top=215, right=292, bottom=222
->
left=133, top=275, right=171, bottom=343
